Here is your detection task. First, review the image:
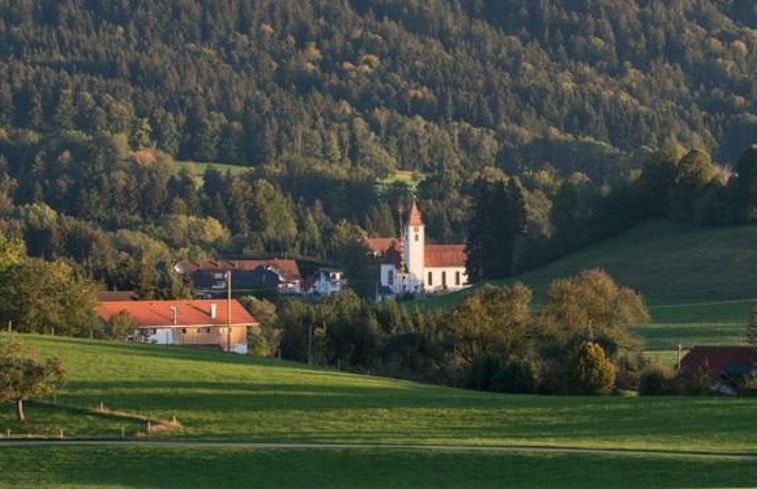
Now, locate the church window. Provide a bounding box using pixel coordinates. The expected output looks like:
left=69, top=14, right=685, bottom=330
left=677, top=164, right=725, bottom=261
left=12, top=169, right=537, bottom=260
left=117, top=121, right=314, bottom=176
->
left=442, top=271, right=447, bottom=287
left=455, top=271, right=461, bottom=285
left=414, top=226, right=419, bottom=233
left=427, top=271, right=433, bottom=286
left=388, top=270, right=394, bottom=285
left=414, top=234, right=419, bottom=242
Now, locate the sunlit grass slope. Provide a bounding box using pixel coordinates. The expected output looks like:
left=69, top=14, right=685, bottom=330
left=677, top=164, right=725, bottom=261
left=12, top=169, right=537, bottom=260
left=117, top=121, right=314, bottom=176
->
left=4, top=335, right=757, bottom=453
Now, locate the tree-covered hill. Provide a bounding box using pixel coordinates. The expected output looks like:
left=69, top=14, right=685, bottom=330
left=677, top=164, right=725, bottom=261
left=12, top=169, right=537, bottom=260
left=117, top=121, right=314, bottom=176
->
left=2, top=0, right=757, bottom=176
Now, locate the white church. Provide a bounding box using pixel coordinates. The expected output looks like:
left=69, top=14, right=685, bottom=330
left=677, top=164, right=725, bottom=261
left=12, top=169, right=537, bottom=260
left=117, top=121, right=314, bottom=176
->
left=366, top=200, right=469, bottom=298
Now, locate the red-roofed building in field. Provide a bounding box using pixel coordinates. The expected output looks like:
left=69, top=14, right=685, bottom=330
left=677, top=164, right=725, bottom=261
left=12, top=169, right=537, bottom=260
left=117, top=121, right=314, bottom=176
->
left=367, top=200, right=468, bottom=298
left=680, top=346, right=757, bottom=377
left=97, top=299, right=257, bottom=354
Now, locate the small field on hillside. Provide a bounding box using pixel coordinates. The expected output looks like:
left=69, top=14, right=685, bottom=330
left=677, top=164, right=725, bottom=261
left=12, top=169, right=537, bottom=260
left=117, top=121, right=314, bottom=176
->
left=174, top=160, right=250, bottom=184
left=3, top=335, right=757, bottom=453
left=3, top=446, right=756, bottom=489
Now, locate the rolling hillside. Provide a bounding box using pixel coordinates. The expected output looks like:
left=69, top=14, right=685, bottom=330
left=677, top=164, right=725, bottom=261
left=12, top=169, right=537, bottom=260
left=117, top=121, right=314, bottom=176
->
left=1, top=334, right=756, bottom=451
left=423, top=220, right=757, bottom=309
left=417, top=219, right=757, bottom=350
left=4, top=335, right=757, bottom=487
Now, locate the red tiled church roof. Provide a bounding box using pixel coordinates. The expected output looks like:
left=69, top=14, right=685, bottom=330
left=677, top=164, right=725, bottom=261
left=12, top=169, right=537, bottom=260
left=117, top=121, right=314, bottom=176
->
left=365, top=238, right=402, bottom=254
left=180, top=259, right=302, bottom=282
left=424, top=244, right=466, bottom=268
left=680, top=346, right=757, bottom=375
left=97, top=300, right=257, bottom=329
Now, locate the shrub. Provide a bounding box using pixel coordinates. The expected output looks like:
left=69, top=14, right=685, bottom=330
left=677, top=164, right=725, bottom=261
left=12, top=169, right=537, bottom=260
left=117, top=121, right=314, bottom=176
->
left=465, top=355, right=503, bottom=392
left=492, top=359, right=540, bottom=394
left=569, top=341, right=616, bottom=395
left=638, top=366, right=677, bottom=395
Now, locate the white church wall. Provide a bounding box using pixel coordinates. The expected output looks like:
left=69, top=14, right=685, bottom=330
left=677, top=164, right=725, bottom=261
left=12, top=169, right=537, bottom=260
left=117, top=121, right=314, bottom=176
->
left=424, top=267, right=468, bottom=293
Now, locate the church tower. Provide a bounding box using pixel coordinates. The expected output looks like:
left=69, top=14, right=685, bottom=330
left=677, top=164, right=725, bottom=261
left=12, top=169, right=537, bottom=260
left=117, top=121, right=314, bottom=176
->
left=404, top=199, right=425, bottom=290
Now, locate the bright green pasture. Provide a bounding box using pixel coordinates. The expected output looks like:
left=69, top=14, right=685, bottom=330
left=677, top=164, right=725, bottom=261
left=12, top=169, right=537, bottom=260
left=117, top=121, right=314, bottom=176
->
left=3, top=446, right=756, bottom=489
left=419, top=220, right=757, bottom=312
left=7, top=335, right=757, bottom=452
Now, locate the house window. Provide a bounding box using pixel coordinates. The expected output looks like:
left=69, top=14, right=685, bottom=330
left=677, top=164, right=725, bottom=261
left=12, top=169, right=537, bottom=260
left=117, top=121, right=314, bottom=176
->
left=428, top=271, right=433, bottom=286
left=442, top=271, right=447, bottom=287
left=455, top=271, right=461, bottom=286
left=180, top=328, right=187, bottom=334
left=388, top=269, right=394, bottom=285
left=196, top=327, right=211, bottom=334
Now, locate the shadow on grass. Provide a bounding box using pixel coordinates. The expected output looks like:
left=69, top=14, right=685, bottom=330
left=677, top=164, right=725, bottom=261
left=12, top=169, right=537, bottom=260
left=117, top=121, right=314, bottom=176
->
left=9, top=446, right=757, bottom=488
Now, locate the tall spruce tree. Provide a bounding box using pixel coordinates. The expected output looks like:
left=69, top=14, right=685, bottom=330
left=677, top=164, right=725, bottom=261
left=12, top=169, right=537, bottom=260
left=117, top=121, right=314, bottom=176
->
left=465, top=176, right=526, bottom=283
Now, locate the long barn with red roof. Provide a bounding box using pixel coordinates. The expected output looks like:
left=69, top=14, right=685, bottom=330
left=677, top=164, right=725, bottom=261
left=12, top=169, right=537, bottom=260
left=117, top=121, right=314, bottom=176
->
left=97, top=299, right=258, bottom=354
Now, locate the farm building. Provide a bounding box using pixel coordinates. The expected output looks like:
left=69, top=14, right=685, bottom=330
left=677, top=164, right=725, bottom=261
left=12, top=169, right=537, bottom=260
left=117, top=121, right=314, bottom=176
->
left=680, top=346, right=757, bottom=393
left=97, top=299, right=257, bottom=354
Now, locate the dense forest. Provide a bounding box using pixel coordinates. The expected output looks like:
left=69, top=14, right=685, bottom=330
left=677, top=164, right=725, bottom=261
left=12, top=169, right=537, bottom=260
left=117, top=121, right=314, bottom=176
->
left=2, top=0, right=757, bottom=291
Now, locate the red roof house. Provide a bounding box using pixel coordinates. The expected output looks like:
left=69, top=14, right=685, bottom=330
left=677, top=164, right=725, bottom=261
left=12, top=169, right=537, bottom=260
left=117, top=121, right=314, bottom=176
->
left=97, top=299, right=257, bottom=354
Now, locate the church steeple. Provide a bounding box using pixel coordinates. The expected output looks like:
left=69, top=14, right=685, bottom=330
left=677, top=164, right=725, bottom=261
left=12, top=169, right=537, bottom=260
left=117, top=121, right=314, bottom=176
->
left=404, top=199, right=425, bottom=290
left=406, top=199, right=423, bottom=227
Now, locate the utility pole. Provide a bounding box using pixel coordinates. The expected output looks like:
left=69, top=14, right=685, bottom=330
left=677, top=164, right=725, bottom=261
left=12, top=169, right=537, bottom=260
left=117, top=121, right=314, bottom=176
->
left=676, top=344, right=682, bottom=371
left=226, top=271, right=232, bottom=353
left=307, top=321, right=313, bottom=366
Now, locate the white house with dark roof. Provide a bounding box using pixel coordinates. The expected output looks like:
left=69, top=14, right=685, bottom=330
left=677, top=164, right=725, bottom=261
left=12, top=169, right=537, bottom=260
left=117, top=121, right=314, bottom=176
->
left=366, top=200, right=468, bottom=297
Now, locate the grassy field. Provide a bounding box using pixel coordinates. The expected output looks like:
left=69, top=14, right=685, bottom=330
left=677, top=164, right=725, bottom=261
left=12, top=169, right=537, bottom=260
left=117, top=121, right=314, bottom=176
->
left=420, top=220, right=757, bottom=311
left=4, top=335, right=757, bottom=487
left=3, top=335, right=757, bottom=453
left=3, top=446, right=757, bottom=488
left=173, top=160, right=250, bottom=184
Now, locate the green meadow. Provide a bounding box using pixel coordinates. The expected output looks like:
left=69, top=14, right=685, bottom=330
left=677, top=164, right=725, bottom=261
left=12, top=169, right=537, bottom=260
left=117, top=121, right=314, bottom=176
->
left=3, top=335, right=757, bottom=487
left=422, top=220, right=757, bottom=310
left=3, top=446, right=757, bottom=489
left=2, top=335, right=757, bottom=453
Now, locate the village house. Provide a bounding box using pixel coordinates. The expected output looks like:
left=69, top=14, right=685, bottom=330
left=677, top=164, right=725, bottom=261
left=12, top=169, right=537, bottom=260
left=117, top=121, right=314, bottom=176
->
left=96, top=299, right=257, bottom=354
left=176, top=259, right=303, bottom=297
left=367, top=200, right=468, bottom=298
left=303, top=267, right=346, bottom=296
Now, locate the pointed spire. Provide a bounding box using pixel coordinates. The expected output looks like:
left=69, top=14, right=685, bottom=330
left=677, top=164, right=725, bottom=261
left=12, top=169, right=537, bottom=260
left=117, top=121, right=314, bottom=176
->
left=406, top=199, right=423, bottom=227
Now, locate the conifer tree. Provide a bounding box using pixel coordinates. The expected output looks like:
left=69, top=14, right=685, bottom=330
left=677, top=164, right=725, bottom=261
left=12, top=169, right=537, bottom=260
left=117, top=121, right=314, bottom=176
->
left=746, top=302, right=757, bottom=346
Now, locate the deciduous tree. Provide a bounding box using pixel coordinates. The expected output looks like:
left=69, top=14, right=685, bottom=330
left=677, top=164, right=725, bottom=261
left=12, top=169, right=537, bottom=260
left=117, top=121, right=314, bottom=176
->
left=0, top=336, right=64, bottom=421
